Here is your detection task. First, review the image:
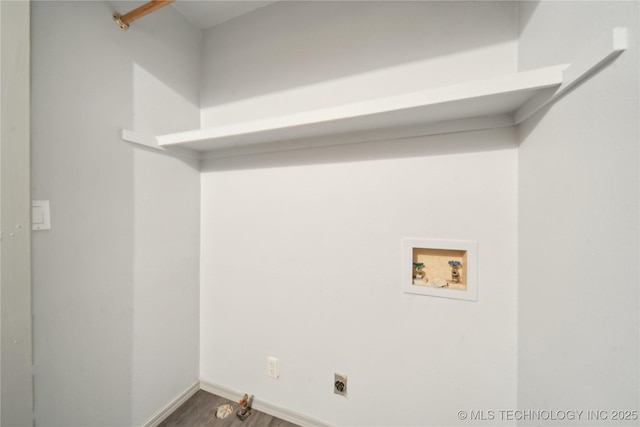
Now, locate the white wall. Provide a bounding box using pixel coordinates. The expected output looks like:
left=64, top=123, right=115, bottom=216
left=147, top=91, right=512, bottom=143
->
left=129, top=13, right=201, bottom=427
left=31, top=1, right=201, bottom=425
left=1, top=1, right=33, bottom=425
left=201, top=131, right=519, bottom=427
left=200, top=2, right=519, bottom=425
left=200, top=0, right=518, bottom=127
left=29, top=2, right=640, bottom=426
left=517, top=0, right=639, bottom=422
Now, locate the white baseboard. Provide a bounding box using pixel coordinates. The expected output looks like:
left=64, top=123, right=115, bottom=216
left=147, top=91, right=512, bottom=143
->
left=200, top=380, right=333, bottom=427
left=143, top=381, right=200, bottom=427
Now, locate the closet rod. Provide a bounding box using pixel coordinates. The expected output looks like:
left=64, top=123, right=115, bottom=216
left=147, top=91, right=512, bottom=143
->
left=113, top=0, right=175, bottom=30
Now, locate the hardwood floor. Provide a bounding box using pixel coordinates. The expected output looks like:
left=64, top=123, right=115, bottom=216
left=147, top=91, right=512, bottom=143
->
left=158, top=390, right=301, bottom=427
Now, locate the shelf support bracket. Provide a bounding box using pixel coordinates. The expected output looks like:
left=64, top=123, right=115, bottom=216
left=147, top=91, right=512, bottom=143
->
left=515, top=27, right=628, bottom=124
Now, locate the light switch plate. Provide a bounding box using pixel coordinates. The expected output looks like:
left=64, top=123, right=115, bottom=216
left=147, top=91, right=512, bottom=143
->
left=32, top=200, right=51, bottom=231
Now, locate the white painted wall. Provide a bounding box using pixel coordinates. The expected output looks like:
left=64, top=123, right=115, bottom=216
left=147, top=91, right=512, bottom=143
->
left=201, top=130, right=519, bottom=426
left=200, top=0, right=518, bottom=127
left=1, top=1, right=33, bottom=425
left=517, top=0, right=639, bottom=422
left=31, top=1, right=201, bottom=425
left=200, top=2, right=519, bottom=425
left=129, top=11, right=201, bottom=427
left=29, top=1, right=639, bottom=426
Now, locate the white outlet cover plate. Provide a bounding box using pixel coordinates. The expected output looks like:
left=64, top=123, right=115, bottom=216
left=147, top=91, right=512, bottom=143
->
left=334, top=372, right=347, bottom=397
left=268, top=356, right=279, bottom=379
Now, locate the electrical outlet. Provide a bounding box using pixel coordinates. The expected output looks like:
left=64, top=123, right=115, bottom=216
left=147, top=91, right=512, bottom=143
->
left=334, top=373, right=347, bottom=397
left=267, top=357, right=279, bottom=379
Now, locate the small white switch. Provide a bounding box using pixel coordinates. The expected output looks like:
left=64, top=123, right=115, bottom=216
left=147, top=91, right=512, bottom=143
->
left=32, top=200, right=51, bottom=231
left=33, top=207, right=44, bottom=224
left=267, top=357, right=279, bottom=379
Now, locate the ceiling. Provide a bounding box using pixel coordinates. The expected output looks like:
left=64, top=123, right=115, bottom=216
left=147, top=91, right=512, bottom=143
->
left=172, top=0, right=278, bottom=30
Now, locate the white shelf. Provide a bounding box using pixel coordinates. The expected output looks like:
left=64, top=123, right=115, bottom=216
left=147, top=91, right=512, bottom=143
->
left=121, top=27, right=626, bottom=159
left=156, top=66, right=565, bottom=155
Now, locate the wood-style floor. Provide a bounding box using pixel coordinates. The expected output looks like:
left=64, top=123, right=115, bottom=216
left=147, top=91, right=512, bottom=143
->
left=158, top=390, right=301, bottom=427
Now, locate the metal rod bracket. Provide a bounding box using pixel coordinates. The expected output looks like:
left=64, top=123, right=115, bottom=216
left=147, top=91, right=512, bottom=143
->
left=113, top=13, right=129, bottom=30
left=113, top=0, right=174, bottom=31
